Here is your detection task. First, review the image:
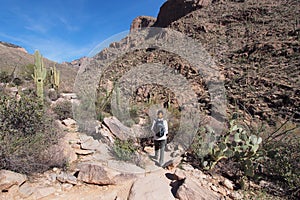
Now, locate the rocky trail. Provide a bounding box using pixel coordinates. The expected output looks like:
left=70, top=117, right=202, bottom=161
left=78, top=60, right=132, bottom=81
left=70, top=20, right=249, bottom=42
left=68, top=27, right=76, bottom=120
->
left=0, top=116, right=245, bottom=200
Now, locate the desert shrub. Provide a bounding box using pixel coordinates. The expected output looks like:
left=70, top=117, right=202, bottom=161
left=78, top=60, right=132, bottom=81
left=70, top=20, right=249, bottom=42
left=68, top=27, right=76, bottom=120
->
left=0, top=93, right=65, bottom=174
left=260, top=136, right=300, bottom=198
left=111, top=138, right=145, bottom=168
left=52, top=100, right=73, bottom=120
left=111, top=138, right=137, bottom=161
left=253, top=120, right=300, bottom=199
left=0, top=86, right=7, bottom=96
left=0, top=71, right=10, bottom=83
left=97, top=112, right=105, bottom=122
left=22, top=64, right=35, bottom=81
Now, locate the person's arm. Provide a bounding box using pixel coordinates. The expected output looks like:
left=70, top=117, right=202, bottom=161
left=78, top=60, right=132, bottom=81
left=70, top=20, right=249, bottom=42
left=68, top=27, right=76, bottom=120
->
left=164, top=120, right=168, bottom=135
left=151, top=119, right=156, bottom=133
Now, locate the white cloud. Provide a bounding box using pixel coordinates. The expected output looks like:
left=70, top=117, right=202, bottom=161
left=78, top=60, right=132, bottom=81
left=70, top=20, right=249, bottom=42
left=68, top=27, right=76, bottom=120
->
left=58, top=16, right=80, bottom=32
left=24, top=24, right=49, bottom=33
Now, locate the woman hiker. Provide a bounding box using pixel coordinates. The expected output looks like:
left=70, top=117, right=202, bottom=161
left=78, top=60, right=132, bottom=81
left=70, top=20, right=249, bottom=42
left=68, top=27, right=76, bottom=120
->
left=151, top=110, right=168, bottom=167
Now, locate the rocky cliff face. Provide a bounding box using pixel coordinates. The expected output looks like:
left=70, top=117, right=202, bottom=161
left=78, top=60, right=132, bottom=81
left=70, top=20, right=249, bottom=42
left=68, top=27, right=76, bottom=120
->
left=154, top=0, right=213, bottom=27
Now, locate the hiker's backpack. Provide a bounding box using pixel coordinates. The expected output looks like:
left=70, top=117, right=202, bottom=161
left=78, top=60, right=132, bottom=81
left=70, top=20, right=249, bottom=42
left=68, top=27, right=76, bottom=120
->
left=154, top=119, right=165, bottom=138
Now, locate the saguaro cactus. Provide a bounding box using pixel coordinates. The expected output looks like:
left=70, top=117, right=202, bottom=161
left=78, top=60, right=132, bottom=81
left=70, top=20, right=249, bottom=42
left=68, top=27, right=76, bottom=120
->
left=50, top=64, right=60, bottom=90
left=32, top=50, right=47, bottom=100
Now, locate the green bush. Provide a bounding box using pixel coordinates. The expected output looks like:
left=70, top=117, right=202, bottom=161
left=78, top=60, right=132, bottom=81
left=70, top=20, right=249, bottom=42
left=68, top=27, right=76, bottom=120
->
left=0, top=93, right=65, bottom=174
left=111, top=138, right=145, bottom=168
left=261, top=136, right=300, bottom=198
left=111, top=138, right=137, bottom=161
left=52, top=100, right=73, bottom=120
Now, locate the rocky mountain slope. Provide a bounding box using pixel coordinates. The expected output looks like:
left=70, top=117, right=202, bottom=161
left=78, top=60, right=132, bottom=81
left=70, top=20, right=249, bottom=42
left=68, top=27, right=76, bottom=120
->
left=126, top=0, right=300, bottom=126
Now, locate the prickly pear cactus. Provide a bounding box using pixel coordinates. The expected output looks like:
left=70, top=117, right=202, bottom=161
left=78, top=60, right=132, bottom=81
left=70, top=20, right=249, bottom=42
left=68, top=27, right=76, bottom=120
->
left=201, top=120, right=263, bottom=175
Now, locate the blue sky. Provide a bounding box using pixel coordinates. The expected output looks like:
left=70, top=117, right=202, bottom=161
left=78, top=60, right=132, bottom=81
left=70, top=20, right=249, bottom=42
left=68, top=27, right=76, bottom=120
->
left=0, top=0, right=165, bottom=62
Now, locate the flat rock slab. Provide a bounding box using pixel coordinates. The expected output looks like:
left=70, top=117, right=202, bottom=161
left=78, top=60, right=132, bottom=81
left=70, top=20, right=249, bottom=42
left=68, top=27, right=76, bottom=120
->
left=128, top=170, right=175, bottom=200
left=77, top=163, right=117, bottom=185
left=176, top=178, right=221, bottom=200
left=60, top=131, right=79, bottom=164
left=0, top=170, right=27, bottom=191
left=107, top=160, right=147, bottom=174
left=31, top=186, right=57, bottom=199
left=18, top=182, right=34, bottom=198
left=80, top=137, right=101, bottom=150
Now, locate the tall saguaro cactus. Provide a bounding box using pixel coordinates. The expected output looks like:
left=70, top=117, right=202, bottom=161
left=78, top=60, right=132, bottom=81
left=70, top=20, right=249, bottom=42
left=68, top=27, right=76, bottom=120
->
left=32, top=50, right=47, bottom=100
left=50, top=64, right=60, bottom=90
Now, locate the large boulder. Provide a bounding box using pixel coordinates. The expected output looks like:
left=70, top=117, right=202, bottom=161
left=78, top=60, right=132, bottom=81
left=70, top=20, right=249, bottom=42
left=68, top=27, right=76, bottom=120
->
left=103, top=116, right=132, bottom=141
left=0, top=170, right=27, bottom=191
left=77, top=163, right=116, bottom=185
left=48, top=88, right=58, bottom=101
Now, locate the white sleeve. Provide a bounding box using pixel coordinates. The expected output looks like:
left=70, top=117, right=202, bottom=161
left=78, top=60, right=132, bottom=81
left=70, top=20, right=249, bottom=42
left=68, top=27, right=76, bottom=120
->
left=164, top=120, right=168, bottom=134
left=151, top=119, right=156, bottom=133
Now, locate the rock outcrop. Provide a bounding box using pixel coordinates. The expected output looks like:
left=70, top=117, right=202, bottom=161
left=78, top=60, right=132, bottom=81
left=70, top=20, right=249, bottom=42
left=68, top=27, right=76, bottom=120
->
left=130, top=16, right=156, bottom=32
left=153, top=0, right=212, bottom=27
